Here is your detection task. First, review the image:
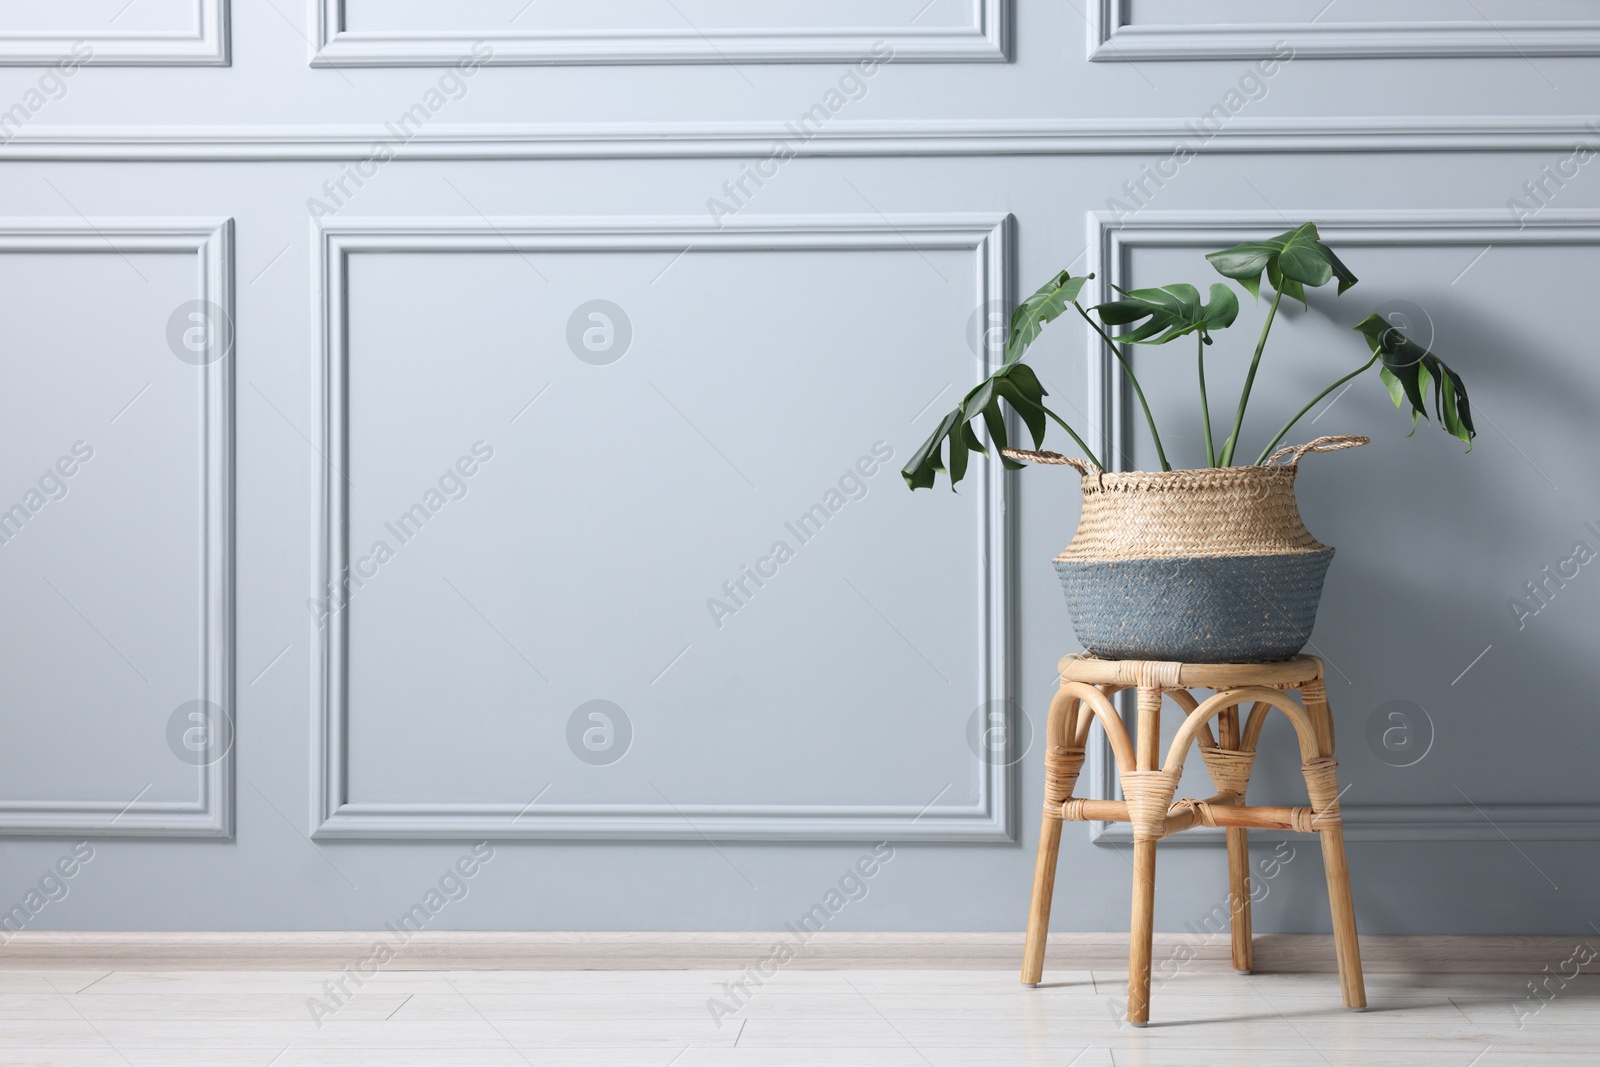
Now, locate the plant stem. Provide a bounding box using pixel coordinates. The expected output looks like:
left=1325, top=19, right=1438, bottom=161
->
left=1074, top=302, right=1171, bottom=472
left=1252, top=352, right=1380, bottom=465
left=1041, top=405, right=1106, bottom=472
left=1219, top=287, right=1285, bottom=466
left=1197, top=333, right=1216, bottom=468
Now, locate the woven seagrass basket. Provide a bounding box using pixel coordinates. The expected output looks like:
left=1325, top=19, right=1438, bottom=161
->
left=1003, top=435, right=1367, bottom=663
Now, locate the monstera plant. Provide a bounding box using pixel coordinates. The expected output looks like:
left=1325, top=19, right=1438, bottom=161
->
left=903, top=222, right=1476, bottom=664
left=903, top=221, right=1474, bottom=488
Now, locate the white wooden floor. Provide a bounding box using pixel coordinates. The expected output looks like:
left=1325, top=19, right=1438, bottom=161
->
left=0, top=966, right=1592, bottom=1066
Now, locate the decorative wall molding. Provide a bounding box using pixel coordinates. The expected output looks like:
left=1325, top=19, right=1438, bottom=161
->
left=311, top=0, right=1006, bottom=66
left=1090, top=0, right=1600, bottom=60
left=0, top=218, right=234, bottom=837
left=1080, top=209, right=1600, bottom=844
left=3, top=116, right=1598, bottom=161
left=0, top=0, right=229, bottom=66
left=312, top=213, right=1014, bottom=841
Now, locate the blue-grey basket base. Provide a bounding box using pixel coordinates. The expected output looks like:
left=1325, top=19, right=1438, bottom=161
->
left=1055, top=550, right=1334, bottom=663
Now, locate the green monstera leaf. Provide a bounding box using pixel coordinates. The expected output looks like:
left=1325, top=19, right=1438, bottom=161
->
left=1353, top=313, right=1475, bottom=447
left=902, top=362, right=1058, bottom=490
left=1206, top=221, right=1358, bottom=306
left=905, top=268, right=1106, bottom=489
left=1094, top=282, right=1240, bottom=345
left=1004, top=270, right=1092, bottom=363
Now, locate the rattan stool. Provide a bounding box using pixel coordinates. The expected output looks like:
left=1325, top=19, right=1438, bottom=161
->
left=1021, top=654, right=1366, bottom=1025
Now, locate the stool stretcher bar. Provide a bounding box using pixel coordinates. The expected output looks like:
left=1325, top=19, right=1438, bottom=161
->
left=1056, top=798, right=1341, bottom=835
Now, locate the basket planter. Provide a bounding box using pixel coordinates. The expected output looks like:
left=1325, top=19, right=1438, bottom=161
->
left=1006, top=436, right=1366, bottom=663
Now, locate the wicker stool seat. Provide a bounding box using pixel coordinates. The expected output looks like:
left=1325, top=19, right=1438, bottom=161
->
left=1021, top=654, right=1366, bottom=1025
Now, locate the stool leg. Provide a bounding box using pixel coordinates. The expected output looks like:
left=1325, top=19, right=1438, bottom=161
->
left=1021, top=815, right=1062, bottom=986
left=1227, top=827, right=1254, bottom=973
left=1217, top=704, right=1253, bottom=974
left=1125, top=682, right=1164, bottom=1027
left=1127, top=835, right=1157, bottom=1026
left=1321, top=824, right=1366, bottom=1009
left=1302, top=678, right=1366, bottom=1010
left=1022, top=689, right=1083, bottom=988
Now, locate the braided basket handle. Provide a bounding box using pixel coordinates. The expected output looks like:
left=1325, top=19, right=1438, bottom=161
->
left=1001, top=447, right=1100, bottom=476
left=1265, top=435, right=1370, bottom=467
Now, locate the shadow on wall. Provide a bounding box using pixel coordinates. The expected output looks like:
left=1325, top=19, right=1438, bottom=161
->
left=1258, top=290, right=1600, bottom=822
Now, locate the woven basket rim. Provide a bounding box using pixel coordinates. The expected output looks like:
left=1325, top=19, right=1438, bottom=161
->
left=1075, top=464, right=1299, bottom=492
left=1077, top=464, right=1298, bottom=477
left=1054, top=458, right=1328, bottom=563
left=1002, top=437, right=1367, bottom=483
left=1052, top=544, right=1332, bottom=563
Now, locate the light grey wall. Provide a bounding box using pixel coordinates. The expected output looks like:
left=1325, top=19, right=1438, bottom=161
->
left=0, top=1, right=1596, bottom=936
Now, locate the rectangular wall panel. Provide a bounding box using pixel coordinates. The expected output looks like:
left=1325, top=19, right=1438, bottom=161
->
left=0, top=218, right=233, bottom=835
left=312, top=214, right=1014, bottom=841
left=0, top=0, right=227, bottom=65
left=1093, top=0, right=1600, bottom=59
left=1080, top=209, right=1600, bottom=842
left=314, top=0, right=1006, bottom=65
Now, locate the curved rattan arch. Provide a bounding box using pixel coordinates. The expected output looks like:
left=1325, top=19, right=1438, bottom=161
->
left=1164, top=688, right=1222, bottom=752
left=1043, top=686, right=1079, bottom=751
left=1167, top=686, right=1322, bottom=773
left=1057, top=681, right=1134, bottom=772
left=1242, top=700, right=1275, bottom=751
left=1073, top=683, right=1126, bottom=748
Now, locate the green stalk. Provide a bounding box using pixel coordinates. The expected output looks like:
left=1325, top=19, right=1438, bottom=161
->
left=1219, top=287, right=1285, bottom=466
left=1074, top=303, right=1171, bottom=472
left=1252, top=352, right=1380, bottom=465
left=1197, top=333, right=1216, bottom=468
left=1041, top=405, right=1106, bottom=472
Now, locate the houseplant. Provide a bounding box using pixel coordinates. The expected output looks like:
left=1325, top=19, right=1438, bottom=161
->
left=903, top=222, right=1474, bottom=662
